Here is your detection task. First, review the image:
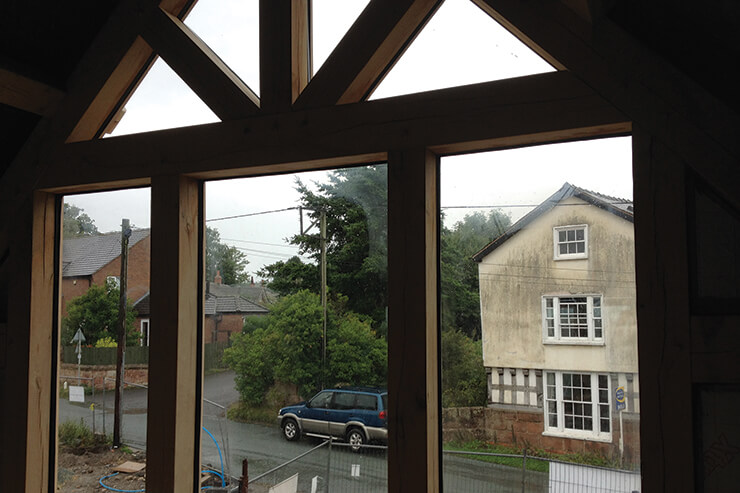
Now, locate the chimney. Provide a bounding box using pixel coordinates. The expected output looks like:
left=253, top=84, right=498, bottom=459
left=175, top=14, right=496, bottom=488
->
left=214, top=270, right=222, bottom=285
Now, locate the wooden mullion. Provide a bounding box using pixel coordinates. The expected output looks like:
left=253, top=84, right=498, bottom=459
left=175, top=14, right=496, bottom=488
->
left=291, top=0, right=312, bottom=103
left=41, top=71, right=629, bottom=190
left=0, top=192, right=57, bottom=492
left=259, top=0, right=293, bottom=114
left=633, top=128, right=694, bottom=492
left=388, top=148, right=440, bottom=492
left=294, top=0, right=442, bottom=110
left=146, top=175, right=202, bottom=492
left=141, top=7, right=260, bottom=120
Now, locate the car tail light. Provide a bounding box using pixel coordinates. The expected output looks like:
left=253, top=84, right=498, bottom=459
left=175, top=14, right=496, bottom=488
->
left=379, top=410, right=386, bottom=420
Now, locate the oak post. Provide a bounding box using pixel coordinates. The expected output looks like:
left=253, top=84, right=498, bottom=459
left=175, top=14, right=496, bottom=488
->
left=146, top=175, right=202, bottom=492
left=387, top=148, right=440, bottom=492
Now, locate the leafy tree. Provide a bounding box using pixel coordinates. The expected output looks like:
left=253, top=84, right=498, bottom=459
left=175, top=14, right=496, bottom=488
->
left=259, top=166, right=388, bottom=332
left=440, top=210, right=510, bottom=340
left=224, top=290, right=387, bottom=405
left=63, top=203, right=99, bottom=238
left=62, top=281, right=137, bottom=346
left=206, top=226, right=249, bottom=285
left=441, top=329, right=487, bottom=407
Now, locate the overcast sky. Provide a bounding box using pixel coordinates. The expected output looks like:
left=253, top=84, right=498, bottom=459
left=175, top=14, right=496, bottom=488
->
left=66, top=0, right=632, bottom=279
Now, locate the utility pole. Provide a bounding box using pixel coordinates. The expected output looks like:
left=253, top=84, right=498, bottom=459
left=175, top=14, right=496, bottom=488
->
left=320, top=210, right=327, bottom=389
left=113, top=219, right=131, bottom=447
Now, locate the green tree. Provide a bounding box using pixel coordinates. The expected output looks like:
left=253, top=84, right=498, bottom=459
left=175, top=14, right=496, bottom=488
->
left=224, top=290, right=387, bottom=405
left=63, top=203, right=99, bottom=238
left=62, top=281, right=137, bottom=347
left=260, top=166, right=388, bottom=332
left=440, top=210, right=510, bottom=340
left=206, top=226, right=249, bottom=285
left=441, top=329, right=487, bottom=407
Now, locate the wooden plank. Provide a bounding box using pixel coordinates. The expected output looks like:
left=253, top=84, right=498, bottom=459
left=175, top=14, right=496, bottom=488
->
left=475, top=0, right=740, bottom=212
left=141, top=7, right=260, bottom=120
left=259, top=0, right=292, bottom=113
left=0, top=68, right=65, bottom=116
left=146, top=175, right=202, bottom=492
left=633, top=128, right=694, bottom=492
left=294, top=0, right=442, bottom=109
left=387, top=148, right=439, bottom=493
left=41, top=71, right=628, bottom=191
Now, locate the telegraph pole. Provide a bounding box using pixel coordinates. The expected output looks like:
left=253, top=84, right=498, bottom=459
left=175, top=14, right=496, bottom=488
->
left=113, top=219, right=131, bottom=447
left=320, top=210, right=327, bottom=389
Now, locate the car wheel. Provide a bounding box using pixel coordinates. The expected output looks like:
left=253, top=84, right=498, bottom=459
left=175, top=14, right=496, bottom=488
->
left=346, top=428, right=365, bottom=452
left=282, top=419, right=300, bottom=441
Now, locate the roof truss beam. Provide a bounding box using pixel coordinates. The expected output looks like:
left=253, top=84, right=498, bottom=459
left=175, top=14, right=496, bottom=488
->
left=474, top=0, right=740, bottom=210
left=41, top=70, right=629, bottom=191
left=0, top=68, right=65, bottom=116
left=141, top=7, right=260, bottom=120
left=294, top=0, right=443, bottom=109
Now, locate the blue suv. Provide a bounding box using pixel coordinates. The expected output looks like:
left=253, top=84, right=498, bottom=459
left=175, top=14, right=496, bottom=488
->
left=278, top=387, right=387, bottom=450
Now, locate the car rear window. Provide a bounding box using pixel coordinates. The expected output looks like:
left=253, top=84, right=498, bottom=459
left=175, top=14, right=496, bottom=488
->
left=355, top=393, right=377, bottom=411
left=333, top=391, right=356, bottom=410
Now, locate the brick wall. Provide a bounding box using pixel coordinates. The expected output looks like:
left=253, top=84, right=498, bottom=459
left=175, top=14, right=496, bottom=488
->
left=60, top=364, right=148, bottom=390
left=204, top=313, right=243, bottom=343
left=443, top=406, right=641, bottom=466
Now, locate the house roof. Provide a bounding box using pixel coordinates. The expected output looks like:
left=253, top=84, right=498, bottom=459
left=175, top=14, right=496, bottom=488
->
left=472, top=183, right=633, bottom=262
left=207, top=281, right=278, bottom=307
left=62, top=229, right=150, bottom=277
left=132, top=291, right=269, bottom=316
left=204, top=294, right=269, bottom=316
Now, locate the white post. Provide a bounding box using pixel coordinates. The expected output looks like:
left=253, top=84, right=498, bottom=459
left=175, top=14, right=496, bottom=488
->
left=619, top=409, right=624, bottom=465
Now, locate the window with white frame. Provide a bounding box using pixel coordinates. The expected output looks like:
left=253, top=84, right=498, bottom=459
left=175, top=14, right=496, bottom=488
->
left=554, top=225, right=588, bottom=259
left=140, top=319, right=150, bottom=346
left=544, top=371, right=611, bottom=440
left=543, top=295, right=603, bottom=343
left=106, top=275, right=120, bottom=289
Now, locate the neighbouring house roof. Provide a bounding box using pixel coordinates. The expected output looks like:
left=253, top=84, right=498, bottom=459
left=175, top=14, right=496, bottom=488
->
left=132, top=291, right=269, bottom=317
left=204, top=294, right=269, bottom=316
left=62, top=229, right=150, bottom=277
left=207, top=281, right=278, bottom=307
left=472, top=183, right=633, bottom=262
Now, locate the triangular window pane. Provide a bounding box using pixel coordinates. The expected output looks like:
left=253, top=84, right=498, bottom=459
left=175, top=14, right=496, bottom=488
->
left=184, top=0, right=260, bottom=95
left=370, top=0, right=555, bottom=100
left=105, top=57, right=219, bottom=137
left=312, top=0, right=371, bottom=75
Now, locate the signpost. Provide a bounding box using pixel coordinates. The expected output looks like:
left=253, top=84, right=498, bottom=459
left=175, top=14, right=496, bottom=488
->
left=70, top=328, right=86, bottom=382
left=615, top=386, right=626, bottom=464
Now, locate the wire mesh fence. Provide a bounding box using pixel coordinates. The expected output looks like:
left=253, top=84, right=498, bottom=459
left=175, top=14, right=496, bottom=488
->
left=248, top=439, right=387, bottom=493
left=244, top=442, right=640, bottom=493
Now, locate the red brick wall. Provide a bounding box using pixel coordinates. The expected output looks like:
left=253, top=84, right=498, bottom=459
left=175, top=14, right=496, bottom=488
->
left=61, top=277, right=91, bottom=316
left=204, top=314, right=244, bottom=343
left=443, top=406, right=641, bottom=467
left=60, top=364, right=148, bottom=390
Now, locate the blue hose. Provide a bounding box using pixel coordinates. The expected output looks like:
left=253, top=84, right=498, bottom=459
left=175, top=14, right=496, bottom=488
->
left=202, top=425, right=226, bottom=488
left=98, top=426, right=227, bottom=491
left=98, top=473, right=144, bottom=493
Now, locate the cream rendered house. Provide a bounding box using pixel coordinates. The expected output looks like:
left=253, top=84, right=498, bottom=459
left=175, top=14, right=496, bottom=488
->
left=474, top=183, right=638, bottom=456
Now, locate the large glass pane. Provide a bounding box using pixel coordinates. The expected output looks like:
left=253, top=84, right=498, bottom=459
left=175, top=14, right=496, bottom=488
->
left=440, top=137, right=640, bottom=491
left=202, top=165, right=388, bottom=490
left=57, top=188, right=151, bottom=491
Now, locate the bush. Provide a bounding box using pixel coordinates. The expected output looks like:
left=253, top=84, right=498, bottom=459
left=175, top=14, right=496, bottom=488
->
left=58, top=420, right=110, bottom=452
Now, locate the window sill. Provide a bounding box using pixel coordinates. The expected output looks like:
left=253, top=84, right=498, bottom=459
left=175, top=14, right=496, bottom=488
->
left=543, top=430, right=613, bottom=443
left=543, top=340, right=605, bottom=346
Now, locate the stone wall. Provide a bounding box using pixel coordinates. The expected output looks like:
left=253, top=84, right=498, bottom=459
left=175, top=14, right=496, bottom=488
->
left=60, top=364, right=148, bottom=390
left=443, top=406, right=640, bottom=466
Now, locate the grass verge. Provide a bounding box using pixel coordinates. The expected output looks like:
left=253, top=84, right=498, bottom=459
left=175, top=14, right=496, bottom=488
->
left=227, top=402, right=279, bottom=426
